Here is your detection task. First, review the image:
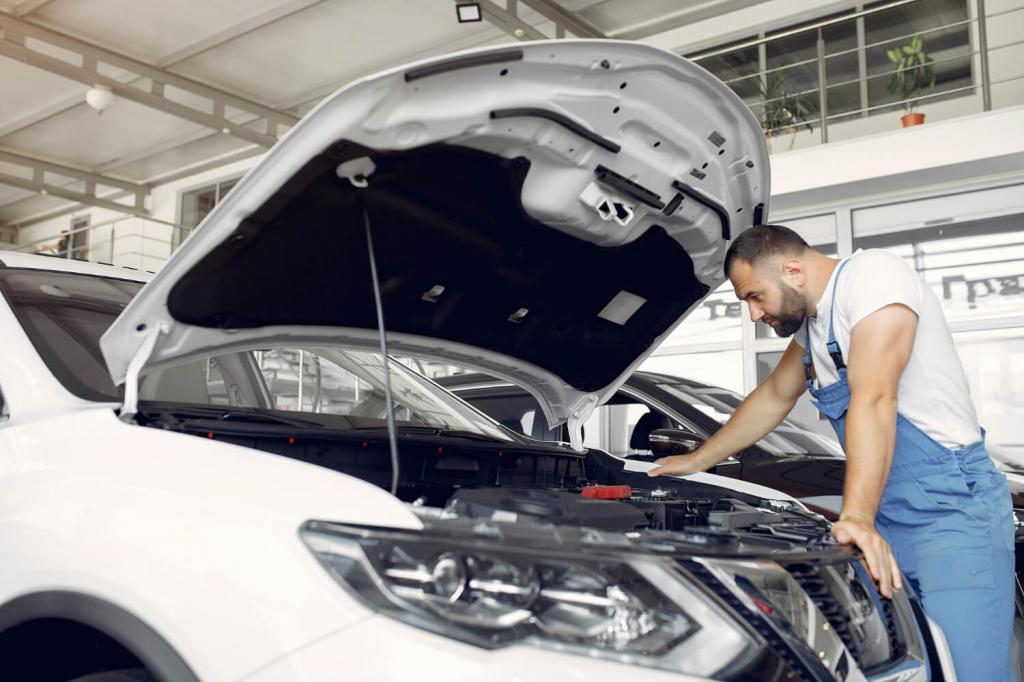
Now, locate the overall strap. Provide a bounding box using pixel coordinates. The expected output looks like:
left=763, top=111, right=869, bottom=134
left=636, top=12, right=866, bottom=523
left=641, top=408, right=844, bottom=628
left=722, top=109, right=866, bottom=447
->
left=803, top=320, right=815, bottom=389
left=825, top=258, right=853, bottom=372
left=803, top=257, right=853, bottom=387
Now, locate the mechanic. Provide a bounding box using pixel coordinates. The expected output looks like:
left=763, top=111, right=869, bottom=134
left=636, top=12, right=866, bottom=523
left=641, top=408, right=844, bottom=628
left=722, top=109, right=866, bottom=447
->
left=649, top=224, right=1014, bottom=680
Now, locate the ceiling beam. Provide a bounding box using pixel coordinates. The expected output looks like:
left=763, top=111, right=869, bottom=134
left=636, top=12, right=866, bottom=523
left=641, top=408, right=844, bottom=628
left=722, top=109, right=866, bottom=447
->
left=518, top=0, right=606, bottom=38
left=0, top=13, right=299, bottom=148
left=0, top=148, right=149, bottom=215
left=459, top=0, right=606, bottom=40
left=0, top=1, right=319, bottom=140
left=471, top=0, right=547, bottom=40
left=156, top=0, right=325, bottom=67
left=10, top=0, right=55, bottom=18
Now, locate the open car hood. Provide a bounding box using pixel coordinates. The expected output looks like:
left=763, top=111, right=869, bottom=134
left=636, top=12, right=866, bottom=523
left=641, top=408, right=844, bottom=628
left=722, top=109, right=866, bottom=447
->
left=101, top=40, right=769, bottom=441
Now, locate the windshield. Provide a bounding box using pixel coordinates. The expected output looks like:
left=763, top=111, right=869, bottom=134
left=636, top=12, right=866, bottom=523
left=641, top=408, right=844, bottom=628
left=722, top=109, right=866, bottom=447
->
left=0, top=267, right=511, bottom=440
left=660, top=382, right=844, bottom=458
left=253, top=347, right=511, bottom=438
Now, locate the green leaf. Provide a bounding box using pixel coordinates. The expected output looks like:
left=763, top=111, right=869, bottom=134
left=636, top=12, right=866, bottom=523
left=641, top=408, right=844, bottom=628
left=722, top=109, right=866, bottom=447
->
left=902, top=45, right=914, bottom=55
left=887, top=49, right=900, bottom=63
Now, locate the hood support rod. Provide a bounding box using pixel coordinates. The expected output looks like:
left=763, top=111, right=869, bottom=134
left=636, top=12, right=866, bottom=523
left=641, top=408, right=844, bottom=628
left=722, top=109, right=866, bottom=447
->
left=359, top=191, right=401, bottom=497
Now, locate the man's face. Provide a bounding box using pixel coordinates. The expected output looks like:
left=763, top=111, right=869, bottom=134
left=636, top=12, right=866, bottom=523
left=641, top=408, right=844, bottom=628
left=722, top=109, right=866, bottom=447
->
left=728, top=259, right=807, bottom=337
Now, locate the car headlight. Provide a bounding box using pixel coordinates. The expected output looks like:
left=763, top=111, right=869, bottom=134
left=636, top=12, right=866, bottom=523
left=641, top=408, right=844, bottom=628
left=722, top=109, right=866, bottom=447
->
left=301, top=520, right=760, bottom=677
left=699, top=559, right=851, bottom=675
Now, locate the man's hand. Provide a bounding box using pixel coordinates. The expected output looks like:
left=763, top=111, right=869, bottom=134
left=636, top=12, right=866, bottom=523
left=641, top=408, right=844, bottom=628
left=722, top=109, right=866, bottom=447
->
left=831, top=515, right=903, bottom=598
left=647, top=450, right=714, bottom=478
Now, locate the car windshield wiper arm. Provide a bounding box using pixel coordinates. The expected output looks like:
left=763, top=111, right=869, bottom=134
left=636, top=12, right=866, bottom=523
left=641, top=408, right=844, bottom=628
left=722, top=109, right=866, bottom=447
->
left=347, top=425, right=500, bottom=441
left=140, top=404, right=326, bottom=430
left=216, top=410, right=326, bottom=428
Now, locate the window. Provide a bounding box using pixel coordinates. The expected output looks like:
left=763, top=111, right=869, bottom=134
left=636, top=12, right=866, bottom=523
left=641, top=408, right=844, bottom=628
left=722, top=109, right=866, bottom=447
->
left=585, top=400, right=685, bottom=458
left=954, top=328, right=1024, bottom=460
left=764, top=10, right=859, bottom=123
left=688, top=0, right=973, bottom=133
left=177, top=177, right=240, bottom=248
left=641, top=349, right=744, bottom=394
left=457, top=392, right=561, bottom=441
left=853, top=213, right=1024, bottom=326
left=256, top=348, right=510, bottom=439
left=0, top=268, right=143, bottom=401
left=659, top=380, right=843, bottom=457
left=138, top=356, right=263, bottom=409
left=664, top=281, right=743, bottom=345
left=863, top=0, right=972, bottom=111
left=691, top=36, right=761, bottom=108
left=69, top=215, right=90, bottom=260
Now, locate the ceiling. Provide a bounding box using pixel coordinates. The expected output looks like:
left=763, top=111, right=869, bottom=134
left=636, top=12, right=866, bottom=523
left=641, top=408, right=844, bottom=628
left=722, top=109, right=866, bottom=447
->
left=0, top=0, right=765, bottom=230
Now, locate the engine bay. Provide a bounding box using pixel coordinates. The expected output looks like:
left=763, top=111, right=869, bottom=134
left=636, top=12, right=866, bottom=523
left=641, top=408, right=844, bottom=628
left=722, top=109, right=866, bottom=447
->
left=139, top=404, right=832, bottom=549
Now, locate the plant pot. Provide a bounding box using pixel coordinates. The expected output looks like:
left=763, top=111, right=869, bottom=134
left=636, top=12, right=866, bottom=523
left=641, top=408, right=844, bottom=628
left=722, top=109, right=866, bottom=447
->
left=901, top=112, right=925, bottom=127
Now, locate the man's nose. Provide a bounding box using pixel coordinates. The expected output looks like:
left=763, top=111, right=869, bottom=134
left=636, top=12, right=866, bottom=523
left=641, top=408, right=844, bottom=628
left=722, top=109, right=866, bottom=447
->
left=747, top=302, right=764, bottom=322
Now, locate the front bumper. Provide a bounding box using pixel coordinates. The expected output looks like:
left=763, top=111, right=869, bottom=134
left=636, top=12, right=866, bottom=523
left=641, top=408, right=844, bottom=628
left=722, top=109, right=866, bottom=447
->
left=242, top=614, right=703, bottom=682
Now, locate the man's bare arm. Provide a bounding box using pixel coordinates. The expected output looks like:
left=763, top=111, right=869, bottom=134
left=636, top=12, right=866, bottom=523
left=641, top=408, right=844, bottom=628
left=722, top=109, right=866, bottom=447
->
left=648, top=339, right=807, bottom=477
left=832, top=303, right=917, bottom=598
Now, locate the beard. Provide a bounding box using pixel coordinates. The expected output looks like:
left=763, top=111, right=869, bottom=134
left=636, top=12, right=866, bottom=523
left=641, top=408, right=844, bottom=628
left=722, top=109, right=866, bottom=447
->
left=769, top=282, right=807, bottom=337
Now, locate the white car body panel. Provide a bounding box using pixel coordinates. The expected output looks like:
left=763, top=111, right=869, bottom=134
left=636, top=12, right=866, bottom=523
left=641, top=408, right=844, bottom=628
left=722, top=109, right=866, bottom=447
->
left=0, top=406, right=420, bottom=680
left=100, top=39, right=770, bottom=434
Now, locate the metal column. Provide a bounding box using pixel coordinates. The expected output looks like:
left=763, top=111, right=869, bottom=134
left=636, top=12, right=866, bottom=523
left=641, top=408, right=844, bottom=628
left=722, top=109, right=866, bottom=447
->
left=977, top=0, right=992, bottom=111
left=817, top=28, right=829, bottom=143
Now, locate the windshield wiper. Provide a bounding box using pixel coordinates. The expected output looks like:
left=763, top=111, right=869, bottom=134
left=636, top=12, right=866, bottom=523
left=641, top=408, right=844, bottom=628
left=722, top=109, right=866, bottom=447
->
left=140, top=404, right=326, bottom=431
left=347, top=425, right=501, bottom=442
left=216, top=410, right=326, bottom=429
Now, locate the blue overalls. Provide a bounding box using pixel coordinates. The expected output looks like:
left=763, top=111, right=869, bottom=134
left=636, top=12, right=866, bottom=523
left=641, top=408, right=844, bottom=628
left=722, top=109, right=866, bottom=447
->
left=804, top=259, right=1015, bottom=681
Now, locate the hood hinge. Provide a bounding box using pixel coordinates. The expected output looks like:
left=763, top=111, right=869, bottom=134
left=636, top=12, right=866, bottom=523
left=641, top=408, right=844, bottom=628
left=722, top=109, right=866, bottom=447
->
left=119, top=322, right=168, bottom=422
left=566, top=393, right=599, bottom=452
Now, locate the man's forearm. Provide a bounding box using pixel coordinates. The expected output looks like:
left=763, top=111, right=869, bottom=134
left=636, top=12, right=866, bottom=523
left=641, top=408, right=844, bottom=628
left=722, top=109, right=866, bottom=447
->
left=694, top=381, right=798, bottom=467
left=840, top=396, right=898, bottom=523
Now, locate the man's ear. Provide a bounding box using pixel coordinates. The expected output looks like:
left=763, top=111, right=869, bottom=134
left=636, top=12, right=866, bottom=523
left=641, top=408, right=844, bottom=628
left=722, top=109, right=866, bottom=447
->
left=780, top=257, right=806, bottom=288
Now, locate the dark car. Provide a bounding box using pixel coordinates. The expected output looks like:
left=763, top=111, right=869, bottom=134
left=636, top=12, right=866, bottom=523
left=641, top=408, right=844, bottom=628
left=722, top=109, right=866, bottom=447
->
left=438, top=370, right=850, bottom=518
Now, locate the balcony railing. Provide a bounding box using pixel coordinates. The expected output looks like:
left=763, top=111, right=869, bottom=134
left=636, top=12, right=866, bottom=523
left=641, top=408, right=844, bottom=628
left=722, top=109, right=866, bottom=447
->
left=12, top=214, right=188, bottom=272
left=690, top=0, right=1024, bottom=148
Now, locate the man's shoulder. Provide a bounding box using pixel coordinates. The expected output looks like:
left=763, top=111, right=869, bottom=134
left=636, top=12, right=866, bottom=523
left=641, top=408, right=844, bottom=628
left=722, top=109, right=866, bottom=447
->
left=839, top=249, right=923, bottom=323
left=846, top=248, right=909, bottom=274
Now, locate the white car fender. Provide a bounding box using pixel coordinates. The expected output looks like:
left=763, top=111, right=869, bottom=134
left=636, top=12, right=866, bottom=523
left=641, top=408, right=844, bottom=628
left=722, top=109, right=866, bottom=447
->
left=0, top=407, right=419, bottom=681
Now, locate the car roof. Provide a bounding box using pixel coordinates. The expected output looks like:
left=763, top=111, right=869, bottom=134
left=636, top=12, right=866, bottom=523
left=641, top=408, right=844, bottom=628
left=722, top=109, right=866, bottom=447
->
left=0, top=251, right=152, bottom=282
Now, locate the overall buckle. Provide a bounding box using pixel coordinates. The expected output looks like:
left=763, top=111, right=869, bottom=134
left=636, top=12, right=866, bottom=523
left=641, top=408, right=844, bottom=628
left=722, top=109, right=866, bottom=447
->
left=827, top=341, right=846, bottom=370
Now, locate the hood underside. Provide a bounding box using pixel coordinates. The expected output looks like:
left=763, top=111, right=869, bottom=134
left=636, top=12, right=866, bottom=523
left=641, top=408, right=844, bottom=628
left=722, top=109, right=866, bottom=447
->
left=101, top=40, right=770, bottom=430
left=169, top=142, right=705, bottom=392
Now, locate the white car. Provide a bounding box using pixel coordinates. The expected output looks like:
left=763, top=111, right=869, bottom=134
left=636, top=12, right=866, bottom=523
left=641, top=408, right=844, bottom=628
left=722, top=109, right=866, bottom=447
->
left=0, top=41, right=950, bottom=682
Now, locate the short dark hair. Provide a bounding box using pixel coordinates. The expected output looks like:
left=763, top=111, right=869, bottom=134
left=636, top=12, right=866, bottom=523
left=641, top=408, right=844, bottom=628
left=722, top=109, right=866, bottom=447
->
left=724, top=224, right=810, bottom=275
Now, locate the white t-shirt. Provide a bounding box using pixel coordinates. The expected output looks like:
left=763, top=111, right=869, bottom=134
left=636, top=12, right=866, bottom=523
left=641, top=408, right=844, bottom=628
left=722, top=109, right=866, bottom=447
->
left=794, top=249, right=980, bottom=448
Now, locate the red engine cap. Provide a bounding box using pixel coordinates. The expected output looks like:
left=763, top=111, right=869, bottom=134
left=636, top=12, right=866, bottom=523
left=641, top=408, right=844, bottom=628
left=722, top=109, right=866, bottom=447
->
left=580, top=485, right=633, bottom=499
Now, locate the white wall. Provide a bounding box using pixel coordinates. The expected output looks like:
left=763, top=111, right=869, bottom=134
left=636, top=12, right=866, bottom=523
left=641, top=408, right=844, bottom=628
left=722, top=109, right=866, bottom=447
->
left=770, top=104, right=1024, bottom=202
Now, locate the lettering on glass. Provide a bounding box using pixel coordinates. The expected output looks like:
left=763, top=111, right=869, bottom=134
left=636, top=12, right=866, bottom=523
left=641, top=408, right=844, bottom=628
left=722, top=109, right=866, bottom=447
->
left=941, top=273, right=1024, bottom=309
left=703, top=299, right=743, bottom=320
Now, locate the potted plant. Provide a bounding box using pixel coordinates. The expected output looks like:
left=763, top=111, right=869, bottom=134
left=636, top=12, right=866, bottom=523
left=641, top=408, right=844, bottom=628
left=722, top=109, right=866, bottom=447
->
left=756, top=73, right=814, bottom=152
left=886, top=34, right=935, bottom=127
